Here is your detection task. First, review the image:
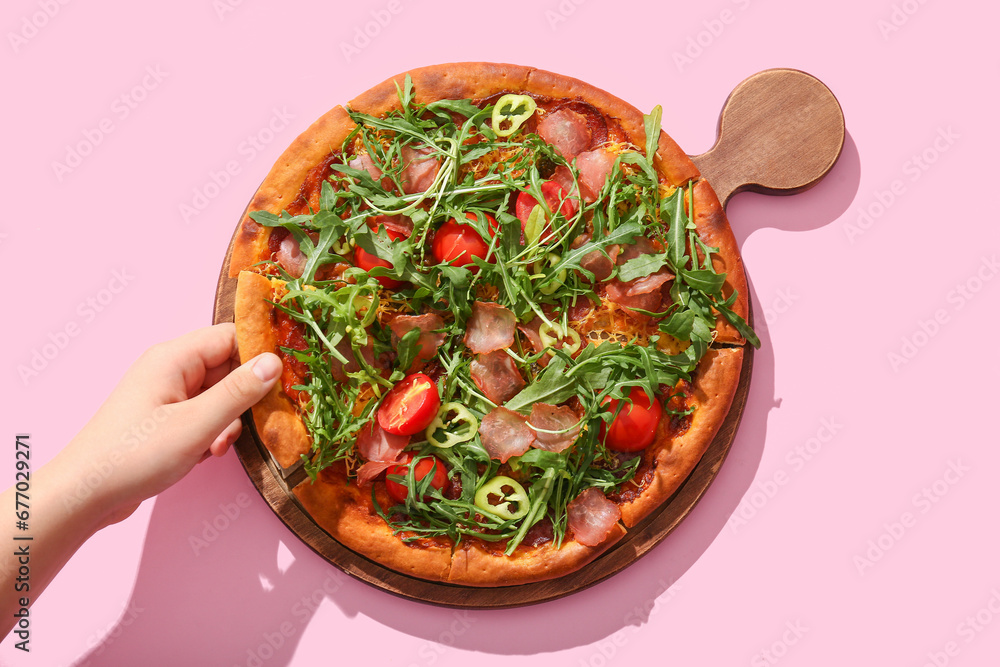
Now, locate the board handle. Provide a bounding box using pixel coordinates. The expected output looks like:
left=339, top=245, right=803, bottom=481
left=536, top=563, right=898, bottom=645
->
left=691, top=68, right=845, bottom=207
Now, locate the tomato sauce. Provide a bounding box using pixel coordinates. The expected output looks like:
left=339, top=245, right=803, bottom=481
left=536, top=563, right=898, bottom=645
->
left=286, top=152, right=339, bottom=215
left=274, top=308, right=310, bottom=403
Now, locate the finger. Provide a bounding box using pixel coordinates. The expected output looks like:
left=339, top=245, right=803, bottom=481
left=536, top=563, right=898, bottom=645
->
left=179, top=352, right=281, bottom=446
left=209, top=417, right=244, bottom=457
left=146, top=323, right=240, bottom=399
left=201, top=354, right=240, bottom=392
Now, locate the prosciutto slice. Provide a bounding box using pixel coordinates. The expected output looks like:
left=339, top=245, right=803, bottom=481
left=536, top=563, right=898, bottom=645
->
left=575, top=149, right=617, bottom=202
left=516, top=317, right=550, bottom=367
left=356, top=460, right=395, bottom=486
left=604, top=279, right=663, bottom=314
left=627, top=270, right=674, bottom=296
left=276, top=235, right=306, bottom=278
left=568, top=296, right=594, bottom=322
left=348, top=152, right=383, bottom=180
left=355, top=421, right=409, bottom=463
left=479, top=407, right=535, bottom=463
left=388, top=313, right=446, bottom=361
left=537, top=109, right=592, bottom=159
left=567, top=487, right=622, bottom=546
left=471, top=350, right=525, bottom=405
left=604, top=238, right=673, bottom=313
left=572, top=233, right=620, bottom=282
left=370, top=214, right=413, bottom=238
left=528, top=403, right=582, bottom=453
left=464, top=301, right=516, bottom=355
left=400, top=144, right=441, bottom=194
left=331, top=336, right=371, bottom=382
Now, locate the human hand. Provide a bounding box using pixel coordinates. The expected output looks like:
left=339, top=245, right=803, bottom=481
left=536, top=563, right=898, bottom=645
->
left=52, top=323, right=281, bottom=529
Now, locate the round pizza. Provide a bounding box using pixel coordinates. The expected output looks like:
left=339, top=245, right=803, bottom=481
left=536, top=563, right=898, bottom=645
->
left=228, top=62, right=758, bottom=586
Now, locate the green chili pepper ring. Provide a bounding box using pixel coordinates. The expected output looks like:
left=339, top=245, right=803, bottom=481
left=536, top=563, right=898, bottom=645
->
left=474, top=476, right=530, bottom=520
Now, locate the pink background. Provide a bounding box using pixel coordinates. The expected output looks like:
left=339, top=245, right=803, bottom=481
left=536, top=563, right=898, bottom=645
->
left=3, top=0, right=999, bottom=665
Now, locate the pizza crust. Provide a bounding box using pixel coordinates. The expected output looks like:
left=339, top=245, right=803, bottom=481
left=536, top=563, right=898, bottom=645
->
left=619, top=346, right=744, bottom=527
left=692, top=179, right=750, bottom=344
left=349, top=62, right=700, bottom=189
left=234, top=271, right=311, bottom=468
left=293, top=464, right=453, bottom=582
left=229, top=105, right=356, bottom=278
left=448, top=524, right=627, bottom=587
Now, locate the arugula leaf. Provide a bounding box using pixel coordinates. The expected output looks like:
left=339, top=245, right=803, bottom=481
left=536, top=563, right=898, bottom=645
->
left=618, top=252, right=671, bottom=282
left=504, top=356, right=574, bottom=413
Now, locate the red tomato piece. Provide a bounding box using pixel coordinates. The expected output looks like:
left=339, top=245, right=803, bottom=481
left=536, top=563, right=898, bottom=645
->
left=354, top=222, right=405, bottom=289
left=431, top=212, right=498, bottom=269
left=600, top=387, right=663, bottom=452
left=385, top=453, right=448, bottom=504
left=515, top=181, right=575, bottom=241
left=378, top=373, right=442, bottom=436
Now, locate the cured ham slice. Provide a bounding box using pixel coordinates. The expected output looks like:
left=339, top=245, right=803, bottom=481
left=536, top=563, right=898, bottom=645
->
left=528, top=403, right=582, bottom=453
left=471, top=350, right=525, bottom=405
left=400, top=144, right=441, bottom=194
left=567, top=296, right=594, bottom=322
left=464, top=301, right=516, bottom=355
left=516, top=316, right=544, bottom=351
left=479, top=407, right=535, bottom=463
left=604, top=238, right=673, bottom=313
left=604, top=279, right=663, bottom=314
left=370, top=214, right=413, bottom=238
left=575, top=149, right=617, bottom=202
left=388, top=313, right=446, bottom=361
left=348, top=152, right=383, bottom=180
left=330, top=336, right=389, bottom=382
left=537, top=109, right=592, bottom=159
left=627, top=270, right=673, bottom=296
left=572, top=233, right=620, bottom=282
left=567, top=487, right=621, bottom=546
left=356, top=460, right=395, bottom=485
left=355, top=421, right=409, bottom=463
left=276, top=235, right=307, bottom=278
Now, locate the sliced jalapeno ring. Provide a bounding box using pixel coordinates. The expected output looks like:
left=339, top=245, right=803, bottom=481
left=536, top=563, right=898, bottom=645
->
left=474, top=475, right=530, bottom=521
left=531, top=252, right=567, bottom=295
left=491, top=94, right=537, bottom=137
left=332, top=238, right=352, bottom=256
left=538, top=321, right=582, bottom=356
left=425, top=402, right=478, bottom=448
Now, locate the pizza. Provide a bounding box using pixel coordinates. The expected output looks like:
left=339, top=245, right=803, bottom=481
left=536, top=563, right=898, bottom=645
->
left=228, top=62, right=758, bottom=586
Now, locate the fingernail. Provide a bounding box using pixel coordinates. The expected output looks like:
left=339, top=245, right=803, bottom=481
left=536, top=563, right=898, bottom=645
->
left=251, top=353, right=282, bottom=382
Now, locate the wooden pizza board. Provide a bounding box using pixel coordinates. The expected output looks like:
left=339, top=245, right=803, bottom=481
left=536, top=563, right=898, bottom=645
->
left=213, top=68, right=844, bottom=608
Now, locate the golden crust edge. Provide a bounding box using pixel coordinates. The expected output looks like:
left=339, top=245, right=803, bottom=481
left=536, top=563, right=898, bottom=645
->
left=447, top=524, right=627, bottom=587
left=234, top=271, right=311, bottom=468
left=620, top=346, right=744, bottom=527
left=692, top=179, right=749, bottom=344
left=293, top=470, right=452, bottom=582
left=228, top=105, right=355, bottom=278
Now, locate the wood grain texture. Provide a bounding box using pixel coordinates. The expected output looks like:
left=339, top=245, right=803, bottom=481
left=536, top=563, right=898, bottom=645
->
left=691, top=68, right=845, bottom=206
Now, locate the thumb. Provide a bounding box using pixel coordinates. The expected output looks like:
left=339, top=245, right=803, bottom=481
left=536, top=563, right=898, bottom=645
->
left=183, top=353, right=282, bottom=441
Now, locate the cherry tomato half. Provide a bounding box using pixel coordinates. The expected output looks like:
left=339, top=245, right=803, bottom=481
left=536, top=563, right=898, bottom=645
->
left=385, top=453, right=448, bottom=505
left=354, top=220, right=405, bottom=289
left=600, top=387, right=663, bottom=452
left=378, top=373, right=442, bottom=436
left=431, top=212, right=498, bottom=269
left=515, top=181, right=575, bottom=241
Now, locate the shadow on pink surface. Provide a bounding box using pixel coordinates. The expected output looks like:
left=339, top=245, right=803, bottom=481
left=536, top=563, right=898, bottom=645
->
left=71, top=138, right=858, bottom=664
left=726, top=132, right=861, bottom=240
